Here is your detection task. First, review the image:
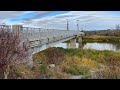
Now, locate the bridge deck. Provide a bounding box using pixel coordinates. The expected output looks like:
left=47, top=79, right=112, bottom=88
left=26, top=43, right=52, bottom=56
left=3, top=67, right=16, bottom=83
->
left=21, top=28, right=85, bottom=48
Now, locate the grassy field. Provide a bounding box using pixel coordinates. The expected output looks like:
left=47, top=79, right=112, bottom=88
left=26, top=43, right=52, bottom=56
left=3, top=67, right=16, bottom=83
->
left=83, top=35, right=120, bottom=42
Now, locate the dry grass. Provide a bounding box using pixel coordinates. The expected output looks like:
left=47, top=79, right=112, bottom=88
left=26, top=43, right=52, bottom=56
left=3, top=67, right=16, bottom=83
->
left=79, top=58, right=98, bottom=69
left=8, top=64, right=36, bottom=79
left=33, top=47, right=120, bottom=79
left=91, top=66, right=120, bottom=79
left=60, top=56, right=98, bottom=76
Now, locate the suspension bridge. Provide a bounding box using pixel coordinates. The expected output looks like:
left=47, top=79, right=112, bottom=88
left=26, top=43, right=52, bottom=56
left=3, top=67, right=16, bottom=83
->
left=11, top=25, right=85, bottom=54
left=1, top=25, right=85, bottom=66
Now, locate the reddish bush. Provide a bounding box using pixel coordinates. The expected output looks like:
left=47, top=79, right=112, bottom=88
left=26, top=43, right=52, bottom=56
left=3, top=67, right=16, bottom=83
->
left=0, top=25, right=31, bottom=79
left=44, top=47, right=64, bottom=64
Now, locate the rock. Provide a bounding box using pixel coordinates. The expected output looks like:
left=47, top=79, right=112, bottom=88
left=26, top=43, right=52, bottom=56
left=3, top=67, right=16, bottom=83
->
left=69, top=75, right=83, bottom=79
left=49, top=64, right=55, bottom=68
left=39, top=75, right=46, bottom=79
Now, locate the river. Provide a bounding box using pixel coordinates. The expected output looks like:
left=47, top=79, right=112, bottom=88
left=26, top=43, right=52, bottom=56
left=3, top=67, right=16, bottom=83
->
left=32, top=41, right=120, bottom=54
left=52, top=41, right=120, bottom=52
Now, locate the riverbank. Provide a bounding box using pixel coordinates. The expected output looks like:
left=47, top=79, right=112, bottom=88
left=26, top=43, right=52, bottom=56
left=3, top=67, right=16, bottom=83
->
left=31, top=47, right=120, bottom=79
left=83, top=35, right=120, bottom=42
left=3, top=47, right=120, bottom=79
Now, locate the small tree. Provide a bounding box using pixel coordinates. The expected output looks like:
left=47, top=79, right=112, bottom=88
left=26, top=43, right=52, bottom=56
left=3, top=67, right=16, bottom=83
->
left=0, top=25, right=31, bottom=79
left=116, top=24, right=120, bottom=30
left=115, top=24, right=120, bottom=36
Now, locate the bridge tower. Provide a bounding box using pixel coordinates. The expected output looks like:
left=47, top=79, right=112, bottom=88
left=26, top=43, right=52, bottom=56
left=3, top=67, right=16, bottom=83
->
left=77, top=20, right=79, bottom=31
left=66, top=19, right=69, bottom=31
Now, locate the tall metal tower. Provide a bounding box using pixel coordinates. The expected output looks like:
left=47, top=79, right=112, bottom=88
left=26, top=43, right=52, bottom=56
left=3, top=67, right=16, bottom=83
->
left=66, top=19, right=69, bottom=31
left=77, top=20, right=79, bottom=31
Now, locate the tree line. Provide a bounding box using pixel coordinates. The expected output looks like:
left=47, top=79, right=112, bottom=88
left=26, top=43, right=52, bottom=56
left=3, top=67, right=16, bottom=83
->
left=84, top=24, right=120, bottom=37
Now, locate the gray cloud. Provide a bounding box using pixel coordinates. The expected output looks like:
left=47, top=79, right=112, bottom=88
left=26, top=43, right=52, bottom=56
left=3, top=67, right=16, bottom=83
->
left=0, top=11, right=26, bottom=19
left=55, top=14, right=76, bottom=18
left=2, top=11, right=120, bottom=30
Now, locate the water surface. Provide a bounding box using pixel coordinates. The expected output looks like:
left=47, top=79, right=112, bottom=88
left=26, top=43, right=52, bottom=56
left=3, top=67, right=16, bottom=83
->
left=53, top=41, right=120, bottom=52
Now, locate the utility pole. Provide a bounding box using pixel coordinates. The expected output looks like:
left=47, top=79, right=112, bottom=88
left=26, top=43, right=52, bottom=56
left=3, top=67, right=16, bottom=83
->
left=66, top=19, right=69, bottom=31
left=77, top=20, right=79, bottom=31
left=81, top=25, right=83, bottom=32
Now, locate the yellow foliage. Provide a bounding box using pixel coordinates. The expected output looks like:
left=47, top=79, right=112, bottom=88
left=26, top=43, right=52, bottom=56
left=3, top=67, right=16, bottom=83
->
left=79, top=58, right=98, bottom=69
left=61, top=56, right=98, bottom=72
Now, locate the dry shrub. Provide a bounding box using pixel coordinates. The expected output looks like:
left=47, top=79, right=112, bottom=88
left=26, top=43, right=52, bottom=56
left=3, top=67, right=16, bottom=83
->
left=92, top=66, right=120, bottom=79
left=8, top=64, right=35, bottom=79
left=0, top=25, right=31, bottom=79
left=43, top=47, right=65, bottom=65
left=44, top=66, right=69, bottom=79
left=91, top=57, right=120, bottom=79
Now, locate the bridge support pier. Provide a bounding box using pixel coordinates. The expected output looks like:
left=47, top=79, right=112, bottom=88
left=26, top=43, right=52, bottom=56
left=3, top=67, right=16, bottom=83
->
left=66, top=42, right=70, bottom=48
left=69, top=38, right=77, bottom=48
left=78, top=36, right=83, bottom=48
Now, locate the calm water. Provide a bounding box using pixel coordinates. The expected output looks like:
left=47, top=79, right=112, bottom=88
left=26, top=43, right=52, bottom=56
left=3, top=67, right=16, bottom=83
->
left=32, top=41, right=120, bottom=54
left=83, top=42, right=120, bottom=52
left=52, top=42, right=120, bottom=52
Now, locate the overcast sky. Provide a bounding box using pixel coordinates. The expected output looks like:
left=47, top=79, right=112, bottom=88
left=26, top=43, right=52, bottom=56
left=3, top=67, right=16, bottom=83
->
left=0, top=11, right=120, bottom=31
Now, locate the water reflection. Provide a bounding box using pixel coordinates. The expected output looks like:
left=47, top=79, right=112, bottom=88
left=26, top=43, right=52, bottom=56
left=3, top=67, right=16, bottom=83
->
left=32, top=42, right=80, bottom=54
left=50, top=41, right=120, bottom=52
left=32, top=39, right=120, bottom=53
left=53, top=42, right=79, bottom=48
left=83, top=42, right=120, bottom=52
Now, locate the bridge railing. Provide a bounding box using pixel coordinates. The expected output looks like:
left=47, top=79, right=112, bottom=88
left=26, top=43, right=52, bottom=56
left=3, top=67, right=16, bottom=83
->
left=22, top=27, right=79, bottom=41
left=0, top=25, right=84, bottom=48
left=29, top=33, right=76, bottom=48
left=17, top=26, right=85, bottom=47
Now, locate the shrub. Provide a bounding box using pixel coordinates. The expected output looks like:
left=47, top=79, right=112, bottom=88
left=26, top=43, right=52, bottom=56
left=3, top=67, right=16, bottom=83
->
left=91, top=57, right=120, bottom=79
left=92, top=66, right=120, bottom=79
left=64, top=65, right=90, bottom=75
left=46, top=68, right=69, bottom=79
left=39, top=64, right=48, bottom=75
left=0, top=25, right=31, bottom=79
left=8, top=64, right=34, bottom=79
left=43, top=47, right=65, bottom=65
